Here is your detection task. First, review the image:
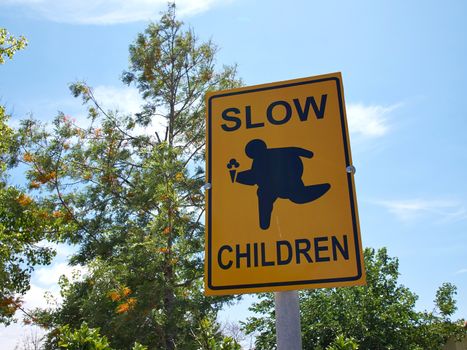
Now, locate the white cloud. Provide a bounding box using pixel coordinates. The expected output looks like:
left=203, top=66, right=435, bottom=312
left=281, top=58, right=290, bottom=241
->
left=91, top=85, right=167, bottom=137
left=346, top=103, right=400, bottom=139
left=0, top=283, right=60, bottom=350
left=375, top=198, right=467, bottom=222
left=91, top=95, right=399, bottom=142
left=0, top=260, right=88, bottom=349
left=9, top=86, right=144, bottom=128
left=93, top=85, right=143, bottom=116
left=2, top=0, right=228, bottom=25
left=23, top=283, right=57, bottom=308
left=455, top=268, right=467, bottom=275
left=0, top=324, right=45, bottom=350
left=30, top=243, right=83, bottom=290
left=36, top=241, right=76, bottom=259
left=34, top=262, right=87, bottom=288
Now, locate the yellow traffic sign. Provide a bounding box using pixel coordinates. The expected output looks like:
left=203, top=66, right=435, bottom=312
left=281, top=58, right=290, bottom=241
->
left=205, top=72, right=365, bottom=295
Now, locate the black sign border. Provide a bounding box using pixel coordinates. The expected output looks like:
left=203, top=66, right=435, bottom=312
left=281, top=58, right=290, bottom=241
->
left=207, top=75, right=362, bottom=292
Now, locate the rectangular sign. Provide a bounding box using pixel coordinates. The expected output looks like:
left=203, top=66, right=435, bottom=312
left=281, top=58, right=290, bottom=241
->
left=205, top=72, right=365, bottom=295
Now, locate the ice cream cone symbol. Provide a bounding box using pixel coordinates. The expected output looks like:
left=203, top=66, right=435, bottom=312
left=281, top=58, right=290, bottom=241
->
left=227, top=158, right=240, bottom=183
left=229, top=169, right=236, bottom=182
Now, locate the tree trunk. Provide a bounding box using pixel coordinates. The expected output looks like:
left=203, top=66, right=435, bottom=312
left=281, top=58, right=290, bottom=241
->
left=164, top=276, right=176, bottom=350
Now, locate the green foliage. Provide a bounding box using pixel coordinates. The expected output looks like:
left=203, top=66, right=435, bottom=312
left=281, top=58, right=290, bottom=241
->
left=20, top=4, right=241, bottom=349
left=217, top=337, right=242, bottom=350
left=243, top=248, right=465, bottom=350
left=414, top=283, right=465, bottom=349
left=192, top=316, right=241, bottom=350
left=131, top=343, right=148, bottom=350
left=435, top=282, right=457, bottom=317
left=0, top=106, right=14, bottom=174
left=121, top=3, right=240, bottom=147
left=0, top=28, right=27, bottom=64
left=326, top=334, right=359, bottom=350
left=0, top=34, right=61, bottom=325
left=0, top=184, right=58, bottom=324
left=241, top=293, right=276, bottom=349
left=55, top=319, right=239, bottom=350
left=58, top=322, right=112, bottom=350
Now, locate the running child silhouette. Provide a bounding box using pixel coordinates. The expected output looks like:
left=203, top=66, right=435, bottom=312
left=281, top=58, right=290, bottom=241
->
left=235, top=139, right=330, bottom=230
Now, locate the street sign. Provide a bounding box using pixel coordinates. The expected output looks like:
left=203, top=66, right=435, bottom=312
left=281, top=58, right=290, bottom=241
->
left=205, top=72, right=365, bottom=295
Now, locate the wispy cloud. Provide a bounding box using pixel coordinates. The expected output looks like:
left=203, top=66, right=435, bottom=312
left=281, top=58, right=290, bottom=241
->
left=455, top=268, right=467, bottom=275
left=375, top=198, right=467, bottom=222
left=0, top=252, right=87, bottom=348
left=34, top=262, right=87, bottom=288
left=93, top=85, right=143, bottom=116
left=346, top=103, right=400, bottom=139
left=91, top=85, right=167, bottom=137
left=0, top=323, right=45, bottom=350
left=2, top=0, right=228, bottom=25
left=0, top=262, right=81, bottom=349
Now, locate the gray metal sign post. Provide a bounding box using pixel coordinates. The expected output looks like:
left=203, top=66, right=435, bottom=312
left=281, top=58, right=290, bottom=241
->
left=275, top=291, right=302, bottom=349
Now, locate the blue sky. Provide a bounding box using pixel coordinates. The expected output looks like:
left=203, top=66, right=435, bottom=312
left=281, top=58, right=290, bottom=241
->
left=1, top=0, right=466, bottom=347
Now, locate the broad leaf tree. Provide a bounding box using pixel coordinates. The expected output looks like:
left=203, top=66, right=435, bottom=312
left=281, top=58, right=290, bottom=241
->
left=1, top=32, right=61, bottom=325
left=243, top=248, right=465, bottom=350
left=0, top=28, right=27, bottom=64
left=22, top=5, right=241, bottom=349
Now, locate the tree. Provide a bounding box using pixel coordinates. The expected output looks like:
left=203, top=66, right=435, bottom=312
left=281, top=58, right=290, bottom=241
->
left=22, top=4, right=241, bottom=349
left=1, top=32, right=60, bottom=325
left=14, top=328, right=43, bottom=350
left=0, top=28, right=27, bottom=64
left=413, top=282, right=465, bottom=349
left=326, top=334, right=359, bottom=350
left=0, top=150, right=59, bottom=324
left=55, top=321, right=238, bottom=350
left=243, top=248, right=465, bottom=350
left=57, top=322, right=113, bottom=350
left=56, top=322, right=148, bottom=350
